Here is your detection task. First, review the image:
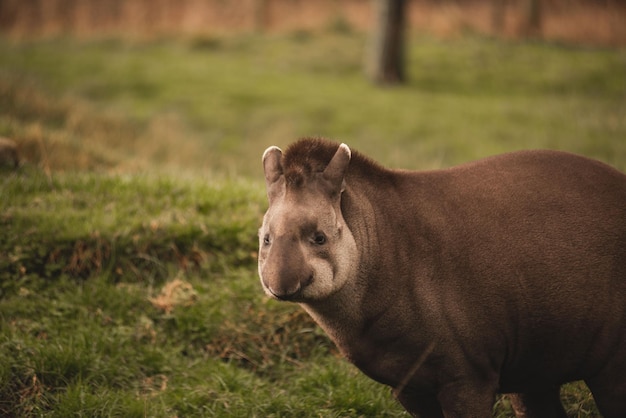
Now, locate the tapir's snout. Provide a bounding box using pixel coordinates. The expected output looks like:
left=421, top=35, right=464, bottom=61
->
left=261, top=269, right=314, bottom=301
left=260, top=237, right=314, bottom=301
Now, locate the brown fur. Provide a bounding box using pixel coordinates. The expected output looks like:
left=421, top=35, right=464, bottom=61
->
left=281, top=137, right=388, bottom=186
left=259, top=138, right=626, bottom=418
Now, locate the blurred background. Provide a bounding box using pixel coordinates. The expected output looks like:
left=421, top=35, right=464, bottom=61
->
left=1, top=0, right=625, bottom=175
left=2, top=0, right=626, bottom=44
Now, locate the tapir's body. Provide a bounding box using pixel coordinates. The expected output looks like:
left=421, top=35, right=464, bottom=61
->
left=258, top=138, right=626, bottom=417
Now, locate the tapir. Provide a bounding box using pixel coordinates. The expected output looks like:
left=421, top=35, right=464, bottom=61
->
left=257, top=138, right=626, bottom=417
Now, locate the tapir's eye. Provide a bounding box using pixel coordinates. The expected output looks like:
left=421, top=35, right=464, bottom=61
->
left=263, top=234, right=271, bottom=246
left=313, top=232, right=327, bottom=246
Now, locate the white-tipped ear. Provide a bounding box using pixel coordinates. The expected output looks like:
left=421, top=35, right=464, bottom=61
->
left=322, top=143, right=351, bottom=195
left=262, top=146, right=283, bottom=186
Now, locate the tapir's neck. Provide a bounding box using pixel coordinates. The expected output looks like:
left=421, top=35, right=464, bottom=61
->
left=301, top=172, right=438, bottom=363
left=342, top=172, right=435, bottom=279
left=300, top=278, right=378, bottom=364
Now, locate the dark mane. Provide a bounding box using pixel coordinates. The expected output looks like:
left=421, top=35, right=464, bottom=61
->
left=282, top=137, right=387, bottom=186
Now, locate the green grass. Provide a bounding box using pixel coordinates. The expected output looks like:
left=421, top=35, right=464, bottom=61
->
left=1, top=30, right=623, bottom=416
left=1, top=33, right=624, bottom=174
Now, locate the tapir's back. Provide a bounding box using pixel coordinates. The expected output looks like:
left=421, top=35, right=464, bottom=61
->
left=421, top=149, right=626, bottom=304
left=430, top=150, right=626, bottom=277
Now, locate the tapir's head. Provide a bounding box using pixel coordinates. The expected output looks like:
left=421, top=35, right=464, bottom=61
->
left=258, top=140, right=358, bottom=302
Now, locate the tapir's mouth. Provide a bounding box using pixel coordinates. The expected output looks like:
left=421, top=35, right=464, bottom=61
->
left=264, top=274, right=314, bottom=302
left=271, top=290, right=297, bottom=301
left=267, top=286, right=300, bottom=302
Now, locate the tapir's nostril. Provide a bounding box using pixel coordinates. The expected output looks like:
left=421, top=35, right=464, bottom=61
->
left=304, top=274, right=314, bottom=288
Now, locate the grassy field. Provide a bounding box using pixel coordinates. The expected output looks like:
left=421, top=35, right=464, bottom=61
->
left=1, top=31, right=625, bottom=174
left=1, top=29, right=624, bottom=416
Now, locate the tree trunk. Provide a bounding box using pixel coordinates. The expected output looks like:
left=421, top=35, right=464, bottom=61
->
left=366, top=0, right=406, bottom=85
left=491, top=0, right=506, bottom=35
left=253, top=0, right=268, bottom=33
left=522, top=0, right=542, bottom=38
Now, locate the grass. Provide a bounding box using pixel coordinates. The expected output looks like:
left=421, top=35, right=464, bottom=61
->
left=1, top=32, right=624, bottom=174
left=1, top=29, right=623, bottom=416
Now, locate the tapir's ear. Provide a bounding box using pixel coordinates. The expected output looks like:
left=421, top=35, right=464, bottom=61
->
left=322, top=143, right=351, bottom=196
left=262, top=146, right=284, bottom=202
left=263, top=146, right=283, bottom=185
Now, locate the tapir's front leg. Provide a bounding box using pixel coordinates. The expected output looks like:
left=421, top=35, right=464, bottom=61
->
left=396, top=389, right=444, bottom=418
left=508, top=389, right=567, bottom=418
left=437, top=381, right=497, bottom=418
left=396, top=382, right=497, bottom=418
